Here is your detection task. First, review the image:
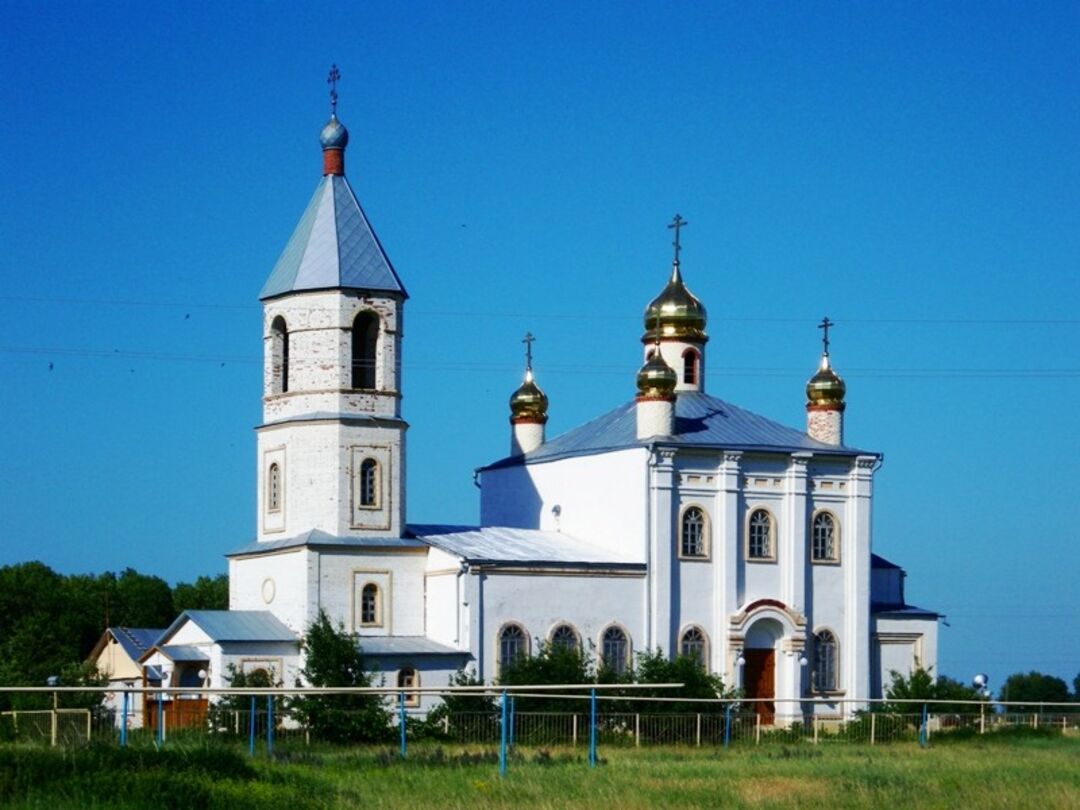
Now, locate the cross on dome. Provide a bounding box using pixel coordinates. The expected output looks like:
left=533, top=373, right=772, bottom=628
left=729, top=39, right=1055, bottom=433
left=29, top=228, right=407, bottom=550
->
left=668, top=214, right=688, bottom=264
left=522, top=332, right=535, bottom=371
left=327, top=64, right=341, bottom=115
left=818, top=316, right=834, bottom=356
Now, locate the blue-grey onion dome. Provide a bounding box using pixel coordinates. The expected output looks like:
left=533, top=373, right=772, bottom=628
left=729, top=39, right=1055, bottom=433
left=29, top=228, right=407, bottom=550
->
left=806, top=355, right=846, bottom=406
left=636, top=352, right=678, bottom=397
left=320, top=115, right=349, bottom=149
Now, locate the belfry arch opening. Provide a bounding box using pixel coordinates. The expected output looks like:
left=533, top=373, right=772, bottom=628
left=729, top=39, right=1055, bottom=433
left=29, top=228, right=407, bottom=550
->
left=352, top=312, right=379, bottom=389
left=270, top=316, right=289, bottom=394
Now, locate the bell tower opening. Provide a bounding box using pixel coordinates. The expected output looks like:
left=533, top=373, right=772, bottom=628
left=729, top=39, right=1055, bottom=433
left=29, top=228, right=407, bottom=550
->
left=351, top=312, right=379, bottom=389
left=270, top=316, right=289, bottom=394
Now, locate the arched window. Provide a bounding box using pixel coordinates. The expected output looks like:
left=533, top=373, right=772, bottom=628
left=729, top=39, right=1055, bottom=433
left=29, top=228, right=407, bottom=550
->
left=359, top=458, right=379, bottom=508
left=270, top=316, right=289, bottom=394
left=549, top=624, right=580, bottom=654
left=601, top=626, right=630, bottom=676
left=498, top=624, right=528, bottom=672
left=397, top=666, right=420, bottom=707
left=747, top=509, right=773, bottom=560
left=679, top=626, right=707, bottom=668
left=351, top=312, right=379, bottom=389
left=680, top=506, right=708, bottom=558
left=812, top=630, right=838, bottom=692
left=267, top=463, right=281, bottom=512
left=360, top=583, right=381, bottom=626
left=811, top=512, right=839, bottom=562
left=682, top=349, right=699, bottom=386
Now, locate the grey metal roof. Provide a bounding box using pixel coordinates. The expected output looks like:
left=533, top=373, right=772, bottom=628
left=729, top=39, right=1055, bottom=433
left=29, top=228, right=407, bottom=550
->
left=480, top=391, right=876, bottom=471
left=872, top=604, right=940, bottom=619
left=158, top=645, right=209, bottom=662
left=410, top=524, right=644, bottom=568
left=110, top=627, right=164, bottom=661
left=228, top=529, right=427, bottom=557
left=260, top=174, right=407, bottom=300
left=159, top=610, right=298, bottom=644
left=357, top=636, right=470, bottom=657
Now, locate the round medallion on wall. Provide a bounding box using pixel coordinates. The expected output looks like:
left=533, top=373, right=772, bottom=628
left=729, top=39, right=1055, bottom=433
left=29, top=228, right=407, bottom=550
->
left=261, top=577, right=276, bottom=604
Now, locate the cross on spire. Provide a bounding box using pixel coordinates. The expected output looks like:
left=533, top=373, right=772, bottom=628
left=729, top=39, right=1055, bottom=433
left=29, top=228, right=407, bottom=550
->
left=818, top=316, right=834, bottom=356
left=668, top=214, right=688, bottom=264
left=522, top=332, right=535, bottom=370
left=327, top=64, right=341, bottom=115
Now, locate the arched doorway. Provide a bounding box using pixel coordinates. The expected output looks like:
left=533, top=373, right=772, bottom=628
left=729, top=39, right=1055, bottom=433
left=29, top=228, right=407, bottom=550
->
left=743, top=618, right=782, bottom=724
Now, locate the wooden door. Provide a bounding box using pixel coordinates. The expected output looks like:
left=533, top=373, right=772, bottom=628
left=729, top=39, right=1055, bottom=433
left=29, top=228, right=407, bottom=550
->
left=743, top=649, right=775, bottom=724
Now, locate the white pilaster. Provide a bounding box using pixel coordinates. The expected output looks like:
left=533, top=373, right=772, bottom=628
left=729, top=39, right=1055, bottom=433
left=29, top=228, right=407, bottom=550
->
left=716, top=451, right=742, bottom=683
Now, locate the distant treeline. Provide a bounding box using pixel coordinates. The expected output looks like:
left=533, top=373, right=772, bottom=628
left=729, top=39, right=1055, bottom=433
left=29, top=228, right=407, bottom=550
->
left=0, top=561, right=227, bottom=690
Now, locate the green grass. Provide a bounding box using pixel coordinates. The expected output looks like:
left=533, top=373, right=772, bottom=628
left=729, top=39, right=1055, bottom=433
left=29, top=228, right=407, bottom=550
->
left=1, top=735, right=1077, bottom=809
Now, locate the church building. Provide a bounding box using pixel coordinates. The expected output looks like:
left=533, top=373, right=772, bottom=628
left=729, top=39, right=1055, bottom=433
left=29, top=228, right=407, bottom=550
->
left=150, top=88, right=938, bottom=721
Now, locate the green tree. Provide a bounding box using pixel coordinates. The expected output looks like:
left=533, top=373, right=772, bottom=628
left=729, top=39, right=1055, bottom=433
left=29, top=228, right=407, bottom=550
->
left=173, top=574, right=229, bottom=613
left=288, top=610, right=391, bottom=743
left=999, top=671, right=1071, bottom=709
left=209, top=664, right=282, bottom=736
left=629, top=648, right=735, bottom=713
left=498, top=643, right=593, bottom=712
left=883, top=666, right=983, bottom=714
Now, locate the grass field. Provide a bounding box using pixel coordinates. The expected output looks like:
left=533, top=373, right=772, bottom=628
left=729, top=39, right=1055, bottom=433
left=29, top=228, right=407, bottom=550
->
left=1, top=733, right=1077, bottom=809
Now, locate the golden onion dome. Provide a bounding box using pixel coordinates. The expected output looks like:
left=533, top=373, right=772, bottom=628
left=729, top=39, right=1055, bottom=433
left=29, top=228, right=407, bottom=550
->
left=509, top=370, right=549, bottom=420
left=636, top=351, right=678, bottom=398
left=642, top=263, right=708, bottom=342
left=806, top=354, right=846, bottom=406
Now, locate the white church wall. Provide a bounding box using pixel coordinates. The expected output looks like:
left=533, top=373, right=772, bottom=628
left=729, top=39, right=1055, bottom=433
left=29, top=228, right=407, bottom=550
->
left=469, top=570, right=645, bottom=681
left=218, top=641, right=300, bottom=688
left=871, top=615, right=939, bottom=698
left=312, top=549, right=428, bottom=636
left=424, top=569, right=462, bottom=648
left=229, top=550, right=312, bottom=635
left=480, top=448, right=649, bottom=560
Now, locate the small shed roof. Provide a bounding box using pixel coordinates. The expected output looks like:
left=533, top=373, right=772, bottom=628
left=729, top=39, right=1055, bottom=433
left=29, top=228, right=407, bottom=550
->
left=357, top=636, right=469, bottom=657
left=157, top=610, right=298, bottom=646
left=410, top=524, right=643, bottom=569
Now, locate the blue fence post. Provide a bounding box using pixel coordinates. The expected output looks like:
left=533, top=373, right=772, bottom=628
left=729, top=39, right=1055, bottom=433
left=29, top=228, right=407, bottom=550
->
left=509, top=696, right=516, bottom=748
left=499, top=690, right=509, bottom=777
left=266, top=695, right=274, bottom=756
left=120, top=691, right=128, bottom=747
left=919, top=703, right=929, bottom=748
left=156, top=694, right=164, bottom=748
left=588, top=688, right=597, bottom=768
left=248, top=696, right=256, bottom=757
left=724, top=703, right=734, bottom=748
left=399, top=691, right=407, bottom=759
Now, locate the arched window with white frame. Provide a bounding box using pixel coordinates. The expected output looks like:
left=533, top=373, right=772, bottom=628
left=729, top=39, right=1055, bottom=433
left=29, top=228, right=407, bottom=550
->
left=679, top=626, right=708, bottom=668
left=682, top=348, right=700, bottom=386
left=811, top=511, right=839, bottom=562
left=747, top=508, right=774, bottom=560
left=498, top=624, right=528, bottom=672
left=680, top=506, right=708, bottom=558
left=812, top=630, right=839, bottom=692
left=600, top=625, right=630, bottom=676
left=267, top=463, right=281, bottom=512
left=549, top=624, right=580, bottom=654
left=360, top=583, right=381, bottom=626
left=397, top=666, right=420, bottom=707
left=358, top=458, right=379, bottom=508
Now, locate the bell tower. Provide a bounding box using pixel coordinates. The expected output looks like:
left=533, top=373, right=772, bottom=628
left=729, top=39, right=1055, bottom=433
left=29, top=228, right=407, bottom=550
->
left=255, top=70, right=408, bottom=541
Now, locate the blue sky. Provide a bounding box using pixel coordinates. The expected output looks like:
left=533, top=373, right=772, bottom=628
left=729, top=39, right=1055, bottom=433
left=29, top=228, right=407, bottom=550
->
left=1, top=2, right=1077, bottom=687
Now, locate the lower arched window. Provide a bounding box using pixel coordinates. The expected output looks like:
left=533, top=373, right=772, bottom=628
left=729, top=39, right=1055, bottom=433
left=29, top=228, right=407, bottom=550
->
left=601, top=626, right=630, bottom=676
left=811, top=512, right=839, bottom=562
left=812, top=630, right=838, bottom=692
left=267, top=463, right=281, bottom=512
left=498, top=624, right=528, bottom=672
left=681, top=506, right=708, bottom=558
left=679, top=626, right=707, bottom=668
left=549, top=624, right=580, bottom=654
left=360, top=583, right=381, bottom=626
left=747, top=509, right=773, bottom=560
left=397, top=666, right=420, bottom=707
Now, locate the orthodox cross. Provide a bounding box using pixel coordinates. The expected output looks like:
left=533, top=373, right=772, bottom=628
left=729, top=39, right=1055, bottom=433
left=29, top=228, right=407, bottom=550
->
left=818, top=316, right=834, bottom=356
left=668, top=214, right=688, bottom=263
left=522, top=332, right=535, bottom=370
left=327, top=64, right=341, bottom=115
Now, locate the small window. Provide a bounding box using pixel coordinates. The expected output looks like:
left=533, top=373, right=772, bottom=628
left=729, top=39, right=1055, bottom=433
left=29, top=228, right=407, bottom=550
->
left=682, top=349, right=699, bottom=386
left=397, top=667, right=420, bottom=707
left=747, top=509, right=773, bottom=560
left=270, top=316, right=289, bottom=394
left=360, top=583, right=381, bottom=626
left=680, top=506, right=708, bottom=558
left=498, top=624, right=528, bottom=672
left=351, top=312, right=379, bottom=389
left=359, top=458, right=379, bottom=508
left=812, top=630, right=839, bottom=691
left=267, top=463, right=281, bottom=512
left=549, top=624, right=580, bottom=653
left=679, top=627, right=707, bottom=668
left=601, top=626, right=630, bottom=676
left=811, top=512, right=839, bottom=562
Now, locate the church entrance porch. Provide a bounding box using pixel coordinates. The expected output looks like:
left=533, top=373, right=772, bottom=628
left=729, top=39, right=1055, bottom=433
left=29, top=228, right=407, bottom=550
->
left=743, top=649, right=775, bottom=724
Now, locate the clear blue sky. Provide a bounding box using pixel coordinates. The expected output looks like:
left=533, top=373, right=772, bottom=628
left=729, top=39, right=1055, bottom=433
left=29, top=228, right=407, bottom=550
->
left=1, top=2, right=1077, bottom=687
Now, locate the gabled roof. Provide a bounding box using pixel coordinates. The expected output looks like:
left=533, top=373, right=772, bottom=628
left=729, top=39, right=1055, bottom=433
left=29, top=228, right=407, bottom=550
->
left=260, top=174, right=407, bottom=300
left=157, top=610, right=298, bottom=646
left=409, top=524, right=644, bottom=569
left=157, top=645, right=209, bottom=662
left=227, top=529, right=427, bottom=558
left=88, top=626, right=165, bottom=666
left=480, top=391, right=876, bottom=471
left=356, top=636, right=470, bottom=658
